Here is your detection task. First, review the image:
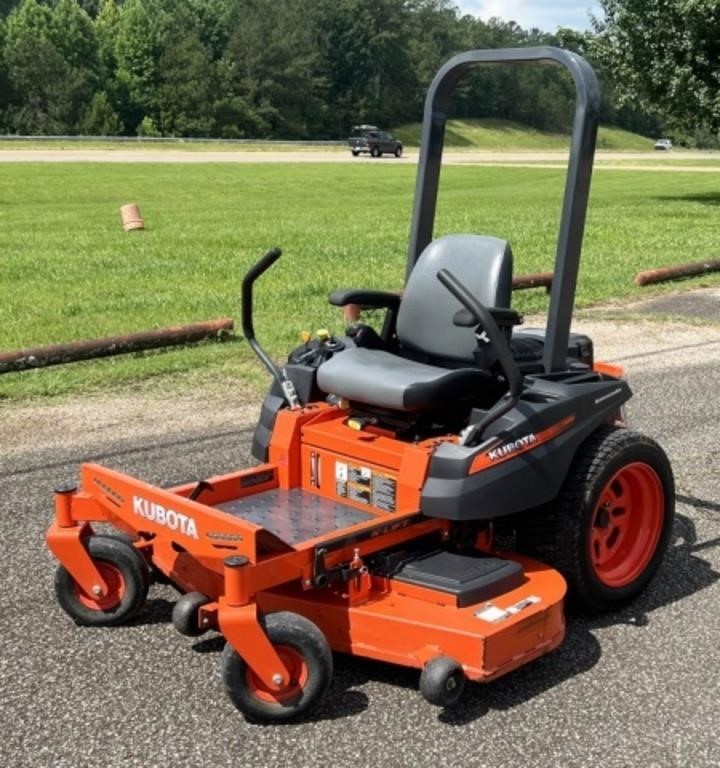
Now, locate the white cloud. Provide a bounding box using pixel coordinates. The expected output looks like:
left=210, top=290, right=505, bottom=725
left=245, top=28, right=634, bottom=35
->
left=455, top=0, right=602, bottom=32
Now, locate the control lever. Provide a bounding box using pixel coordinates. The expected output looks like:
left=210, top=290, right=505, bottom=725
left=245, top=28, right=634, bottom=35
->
left=437, top=268, right=523, bottom=444
left=241, top=248, right=300, bottom=408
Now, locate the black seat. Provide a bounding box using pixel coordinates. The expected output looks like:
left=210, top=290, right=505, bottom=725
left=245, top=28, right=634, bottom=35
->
left=317, top=235, right=513, bottom=413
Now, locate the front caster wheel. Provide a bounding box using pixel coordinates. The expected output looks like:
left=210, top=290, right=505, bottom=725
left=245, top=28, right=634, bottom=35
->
left=221, top=611, right=332, bottom=722
left=54, top=535, right=149, bottom=626
left=172, top=591, right=211, bottom=636
left=419, top=656, right=466, bottom=707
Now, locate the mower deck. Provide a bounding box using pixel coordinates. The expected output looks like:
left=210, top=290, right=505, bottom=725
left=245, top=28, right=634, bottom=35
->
left=47, top=402, right=567, bottom=699
left=258, top=555, right=565, bottom=682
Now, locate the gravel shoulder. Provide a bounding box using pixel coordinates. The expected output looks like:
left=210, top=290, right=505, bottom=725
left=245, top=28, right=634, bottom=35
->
left=4, top=302, right=719, bottom=470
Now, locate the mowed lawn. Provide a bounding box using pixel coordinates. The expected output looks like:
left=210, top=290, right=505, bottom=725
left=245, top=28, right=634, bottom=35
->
left=1, top=161, right=718, bottom=399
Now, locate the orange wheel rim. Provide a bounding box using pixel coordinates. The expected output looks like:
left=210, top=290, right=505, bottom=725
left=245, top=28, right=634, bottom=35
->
left=589, top=462, right=664, bottom=588
left=246, top=645, right=309, bottom=704
left=73, top=562, right=126, bottom=610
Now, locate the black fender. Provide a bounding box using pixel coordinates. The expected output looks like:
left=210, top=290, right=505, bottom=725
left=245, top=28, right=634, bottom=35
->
left=421, top=374, right=630, bottom=520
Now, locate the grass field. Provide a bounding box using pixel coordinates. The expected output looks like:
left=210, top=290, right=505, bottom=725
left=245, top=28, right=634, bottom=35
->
left=1, top=160, right=718, bottom=401
left=394, top=119, right=653, bottom=150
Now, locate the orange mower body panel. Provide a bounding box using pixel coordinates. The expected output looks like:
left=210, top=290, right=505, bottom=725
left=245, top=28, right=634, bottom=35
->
left=47, top=402, right=567, bottom=691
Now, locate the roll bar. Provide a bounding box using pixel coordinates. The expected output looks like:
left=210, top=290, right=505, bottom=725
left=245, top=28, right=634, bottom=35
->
left=407, top=47, right=601, bottom=374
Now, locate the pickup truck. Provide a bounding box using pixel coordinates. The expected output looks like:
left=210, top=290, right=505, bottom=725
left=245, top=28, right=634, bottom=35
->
left=348, top=125, right=403, bottom=158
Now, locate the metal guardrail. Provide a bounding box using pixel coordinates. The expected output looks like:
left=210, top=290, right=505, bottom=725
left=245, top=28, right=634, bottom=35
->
left=0, top=135, right=347, bottom=146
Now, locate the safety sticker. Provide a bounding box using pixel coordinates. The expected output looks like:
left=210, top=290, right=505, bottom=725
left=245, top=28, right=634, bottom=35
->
left=474, top=595, right=541, bottom=623
left=335, top=461, right=396, bottom=511
left=506, top=596, right=541, bottom=615
left=474, top=605, right=508, bottom=623
left=335, top=461, right=348, bottom=497
left=371, top=472, right=396, bottom=512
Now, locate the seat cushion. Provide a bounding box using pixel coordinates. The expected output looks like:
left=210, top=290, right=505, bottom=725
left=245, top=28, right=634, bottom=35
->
left=316, top=348, right=489, bottom=412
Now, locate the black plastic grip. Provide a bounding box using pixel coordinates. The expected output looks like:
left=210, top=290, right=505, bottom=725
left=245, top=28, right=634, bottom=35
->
left=241, top=247, right=284, bottom=383
left=437, top=268, right=525, bottom=443
left=453, top=306, right=522, bottom=329
left=329, top=289, right=401, bottom=311
left=241, top=247, right=281, bottom=342
left=437, top=268, right=522, bottom=398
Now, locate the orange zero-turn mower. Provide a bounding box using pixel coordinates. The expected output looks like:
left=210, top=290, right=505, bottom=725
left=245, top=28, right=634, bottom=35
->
left=47, top=48, right=675, bottom=723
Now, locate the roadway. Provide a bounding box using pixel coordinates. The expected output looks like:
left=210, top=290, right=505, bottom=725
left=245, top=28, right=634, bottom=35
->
left=1, top=296, right=719, bottom=768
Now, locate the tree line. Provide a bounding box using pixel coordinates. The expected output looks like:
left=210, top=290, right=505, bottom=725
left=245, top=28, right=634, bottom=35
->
left=0, top=0, right=711, bottom=143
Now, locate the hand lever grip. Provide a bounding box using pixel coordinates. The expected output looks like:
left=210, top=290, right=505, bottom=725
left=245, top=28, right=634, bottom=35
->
left=437, top=268, right=522, bottom=398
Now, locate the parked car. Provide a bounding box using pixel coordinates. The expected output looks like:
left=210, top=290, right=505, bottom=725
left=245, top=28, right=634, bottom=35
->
left=654, top=138, right=673, bottom=151
left=348, top=125, right=403, bottom=158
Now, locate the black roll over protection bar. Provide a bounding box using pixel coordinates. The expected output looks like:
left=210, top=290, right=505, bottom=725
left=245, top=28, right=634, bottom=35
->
left=407, top=47, right=601, bottom=375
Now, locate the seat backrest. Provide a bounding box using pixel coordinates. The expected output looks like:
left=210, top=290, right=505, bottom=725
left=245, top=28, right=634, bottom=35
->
left=396, top=234, right=513, bottom=363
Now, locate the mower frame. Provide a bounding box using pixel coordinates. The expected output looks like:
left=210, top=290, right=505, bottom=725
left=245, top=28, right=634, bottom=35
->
left=46, top=47, right=674, bottom=723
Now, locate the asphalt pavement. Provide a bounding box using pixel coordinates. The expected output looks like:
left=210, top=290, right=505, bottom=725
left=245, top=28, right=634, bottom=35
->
left=1, top=296, right=719, bottom=768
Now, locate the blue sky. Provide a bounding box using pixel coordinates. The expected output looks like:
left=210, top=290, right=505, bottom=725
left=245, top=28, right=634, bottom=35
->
left=455, top=1, right=603, bottom=31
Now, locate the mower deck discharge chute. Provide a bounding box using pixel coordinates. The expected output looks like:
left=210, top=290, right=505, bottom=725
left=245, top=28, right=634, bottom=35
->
left=47, top=47, right=675, bottom=723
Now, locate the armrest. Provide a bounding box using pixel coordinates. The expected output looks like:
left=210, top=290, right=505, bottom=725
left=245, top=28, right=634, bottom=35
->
left=453, top=307, right=523, bottom=328
left=329, top=289, right=402, bottom=311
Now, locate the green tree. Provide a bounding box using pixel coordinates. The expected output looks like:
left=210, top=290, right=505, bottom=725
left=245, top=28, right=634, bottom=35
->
left=136, top=114, right=160, bottom=136
left=77, top=0, right=102, bottom=18
left=80, top=90, right=122, bottom=134
left=188, top=0, right=232, bottom=60
left=95, top=0, right=120, bottom=78
left=593, top=0, right=720, bottom=133
left=4, top=0, right=98, bottom=133
left=115, top=0, right=167, bottom=132
left=222, top=0, right=327, bottom=138
left=437, top=18, right=579, bottom=133
left=310, top=0, right=419, bottom=135
left=156, top=10, right=216, bottom=136
left=93, top=0, right=127, bottom=129
left=406, top=0, right=467, bottom=96
left=0, top=17, right=9, bottom=130
left=51, top=0, right=98, bottom=73
left=0, top=0, right=21, bottom=17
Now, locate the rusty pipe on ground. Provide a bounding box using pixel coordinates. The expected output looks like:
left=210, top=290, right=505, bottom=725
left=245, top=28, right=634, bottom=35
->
left=634, top=259, right=720, bottom=287
left=512, top=272, right=553, bottom=291
left=0, top=318, right=234, bottom=374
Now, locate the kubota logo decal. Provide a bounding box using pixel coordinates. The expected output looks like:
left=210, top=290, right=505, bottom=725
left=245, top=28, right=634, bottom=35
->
left=486, top=433, right=538, bottom=461
left=470, top=414, right=576, bottom=474
left=132, top=496, right=199, bottom=539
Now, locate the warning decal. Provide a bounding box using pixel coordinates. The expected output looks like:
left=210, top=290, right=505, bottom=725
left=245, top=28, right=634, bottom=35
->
left=334, top=461, right=396, bottom=512
left=371, top=472, right=396, bottom=512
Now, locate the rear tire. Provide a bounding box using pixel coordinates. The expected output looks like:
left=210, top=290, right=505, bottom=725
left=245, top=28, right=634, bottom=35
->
left=371, top=146, right=380, bottom=158
left=517, top=426, right=674, bottom=613
left=394, top=146, right=403, bottom=158
left=222, top=612, right=332, bottom=722
left=55, top=535, right=149, bottom=626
